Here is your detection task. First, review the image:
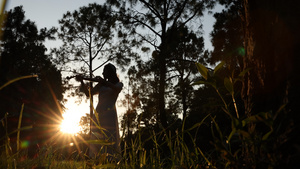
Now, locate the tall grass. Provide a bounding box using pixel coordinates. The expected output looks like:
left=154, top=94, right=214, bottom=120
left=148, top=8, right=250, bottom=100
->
left=1, top=116, right=213, bottom=168
left=1, top=107, right=213, bottom=168
left=1, top=76, right=215, bottom=168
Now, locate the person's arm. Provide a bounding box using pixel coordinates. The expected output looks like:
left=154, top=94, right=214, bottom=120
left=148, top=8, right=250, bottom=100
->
left=76, top=75, right=105, bottom=96
left=104, top=81, right=123, bottom=93
left=76, top=75, right=89, bottom=97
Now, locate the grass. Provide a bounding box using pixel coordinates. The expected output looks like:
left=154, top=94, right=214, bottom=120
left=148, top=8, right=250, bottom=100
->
left=1, top=67, right=289, bottom=168
left=0, top=108, right=212, bottom=169
left=0, top=75, right=213, bottom=168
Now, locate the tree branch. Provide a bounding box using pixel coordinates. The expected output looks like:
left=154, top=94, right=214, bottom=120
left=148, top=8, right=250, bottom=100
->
left=92, top=55, right=115, bottom=73
left=130, top=16, right=161, bottom=37
left=136, top=32, right=159, bottom=49
left=92, top=38, right=109, bottom=60
left=139, top=0, right=163, bottom=21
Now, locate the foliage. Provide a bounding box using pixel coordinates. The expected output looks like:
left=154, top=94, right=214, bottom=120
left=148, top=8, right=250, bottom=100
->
left=54, top=3, right=128, bottom=72
left=1, top=1, right=300, bottom=168
left=53, top=3, right=132, bottom=82
left=207, top=1, right=300, bottom=167
left=112, top=0, right=216, bottom=129
left=0, top=98, right=214, bottom=169
left=0, top=6, right=64, bottom=153
left=194, top=61, right=296, bottom=168
left=53, top=3, right=134, bottom=134
left=209, top=0, right=244, bottom=68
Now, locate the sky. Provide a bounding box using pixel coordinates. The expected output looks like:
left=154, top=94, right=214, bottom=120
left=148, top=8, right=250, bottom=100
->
left=5, top=0, right=223, bottom=132
left=6, top=0, right=223, bottom=50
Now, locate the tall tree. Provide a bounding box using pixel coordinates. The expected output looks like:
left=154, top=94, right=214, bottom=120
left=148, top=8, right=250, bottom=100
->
left=209, top=1, right=244, bottom=70
left=54, top=3, right=131, bottom=134
left=241, top=0, right=300, bottom=166
left=0, top=6, right=63, bottom=150
left=166, top=26, right=205, bottom=119
left=108, top=0, right=215, bottom=128
left=209, top=0, right=300, bottom=167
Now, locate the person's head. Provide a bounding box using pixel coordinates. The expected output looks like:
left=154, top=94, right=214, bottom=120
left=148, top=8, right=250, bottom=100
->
left=103, top=63, right=119, bottom=84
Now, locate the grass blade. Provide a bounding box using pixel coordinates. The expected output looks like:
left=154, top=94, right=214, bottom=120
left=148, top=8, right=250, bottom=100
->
left=0, top=75, right=38, bottom=90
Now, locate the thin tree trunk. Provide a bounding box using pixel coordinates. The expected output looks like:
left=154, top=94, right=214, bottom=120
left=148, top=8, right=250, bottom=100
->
left=158, top=51, right=168, bottom=128
left=89, top=41, right=93, bottom=138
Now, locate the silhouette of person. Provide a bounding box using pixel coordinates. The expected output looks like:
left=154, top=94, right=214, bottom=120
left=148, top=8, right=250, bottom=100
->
left=77, top=63, right=122, bottom=161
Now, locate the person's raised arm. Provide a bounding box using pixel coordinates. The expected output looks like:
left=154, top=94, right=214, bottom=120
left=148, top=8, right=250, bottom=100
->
left=76, top=75, right=106, bottom=96
left=76, top=75, right=89, bottom=97
left=104, top=81, right=123, bottom=93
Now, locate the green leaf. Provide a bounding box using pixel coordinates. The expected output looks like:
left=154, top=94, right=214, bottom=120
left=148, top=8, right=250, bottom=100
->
left=262, top=130, right=273, bottom=141
left=232, top=117, right=240, bottom=128
left=211, top=116, right=223, bottom=141
left=224, top=77, right=234, bottom=95
left=227, top=129, right=236, bottom=142
left=86, top=139, right=115, bottom=145
left=214, top=61, right=225, bottom=75
left=196, top=62, right=208, bottom=80
left=238, top=68, right=252, bottom=77
left=186, top=113, right=210, bottom=132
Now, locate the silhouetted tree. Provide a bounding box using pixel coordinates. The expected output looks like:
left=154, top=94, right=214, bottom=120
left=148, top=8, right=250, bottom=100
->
left=0, top=6, right=64, bottom=152
left=54, top=3, right=131, bottom=134
left=108, top=0, right=216, bottom=128
left=166, top=26, right=205, bottom=119
left=208, top=0, right=300, bottom=167
left=209, top=1, right=244, bottom=70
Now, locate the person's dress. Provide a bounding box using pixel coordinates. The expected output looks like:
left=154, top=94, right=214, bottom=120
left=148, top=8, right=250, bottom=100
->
left=89, top=82, right=123, bottom=160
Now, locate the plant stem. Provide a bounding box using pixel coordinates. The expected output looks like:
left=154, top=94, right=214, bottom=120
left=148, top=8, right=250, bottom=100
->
left=232, top=95, right=239, bottom=119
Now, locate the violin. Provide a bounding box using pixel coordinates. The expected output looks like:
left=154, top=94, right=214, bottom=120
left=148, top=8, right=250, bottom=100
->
left=66, top=75, right=105, bottom=83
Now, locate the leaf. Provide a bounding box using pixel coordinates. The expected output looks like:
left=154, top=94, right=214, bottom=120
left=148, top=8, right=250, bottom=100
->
left=214, top=61, right=225, bottom=75
left=186, top=114, right=210, bottom=132
left=0, top=75, right=38, bottom=90
left=17, top=104, right=24, bottom=151
left=238, top=130, right=251, bottom=139
left=86, top=139, right=115, bottom=145
left=262, top=130, right=273, bottom=141
left=224, top=77, right=234, bottom=95
left=94, top=163, right=116, bottom=168
left=227, top=117, right=240, bottom=142
left=238, top=68, right=252, bottom=77
left=2, top=125, right=33, bottom=140
left=211, top=116, right=223, bottom=141
left=192, top=80, right=215, bottom=88
left=227, top=129, right=236, bottom=143
left=196, top=62, right=208, bottom=80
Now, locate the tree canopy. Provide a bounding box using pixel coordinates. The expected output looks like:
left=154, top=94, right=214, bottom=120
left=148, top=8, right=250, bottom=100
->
left=108, top=0, right=216, bottom=128
left=0, top=6, right=64, bottom=149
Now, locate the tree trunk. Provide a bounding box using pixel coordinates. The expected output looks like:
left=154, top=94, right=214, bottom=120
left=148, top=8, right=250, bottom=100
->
left=89, top=43, right=93, bottom=137
left=182, top=88, right=187, bottom=120
left=241, top=0, right=255, bottom=117
left=158, top=16, right=168, bottom=129
left=158, top=51, right=168, bottom=128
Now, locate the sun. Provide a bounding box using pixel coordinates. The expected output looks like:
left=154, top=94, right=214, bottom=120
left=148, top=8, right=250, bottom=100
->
left=60, top=106, right=85, bottom=134
left=60, top=116, right=81, bottom=134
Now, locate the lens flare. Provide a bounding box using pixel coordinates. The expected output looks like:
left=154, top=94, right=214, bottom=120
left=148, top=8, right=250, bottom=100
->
left=237, top=47, right=245, bottom=56
left=60, top=116, right=81, bottom=134
left=21, top=140, right=30, bottom=148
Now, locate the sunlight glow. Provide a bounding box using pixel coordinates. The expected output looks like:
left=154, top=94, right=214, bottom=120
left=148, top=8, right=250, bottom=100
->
left=60, top=117, right=81, bottom=134
left=60, top=106, right=85, bottom=134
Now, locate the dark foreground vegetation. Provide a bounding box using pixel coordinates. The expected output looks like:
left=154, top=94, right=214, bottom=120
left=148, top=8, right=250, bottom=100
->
left=1, top=0, right=300, bottom=168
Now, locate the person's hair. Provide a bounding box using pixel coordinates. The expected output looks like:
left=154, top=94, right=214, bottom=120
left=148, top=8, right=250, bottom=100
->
left=104, top=63, right=119, bottom=84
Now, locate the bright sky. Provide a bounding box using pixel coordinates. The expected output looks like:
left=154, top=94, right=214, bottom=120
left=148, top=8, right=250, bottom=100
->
left=5, top=0, right=223, bottom=133
left=6, top=0, right=223, bottom=51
